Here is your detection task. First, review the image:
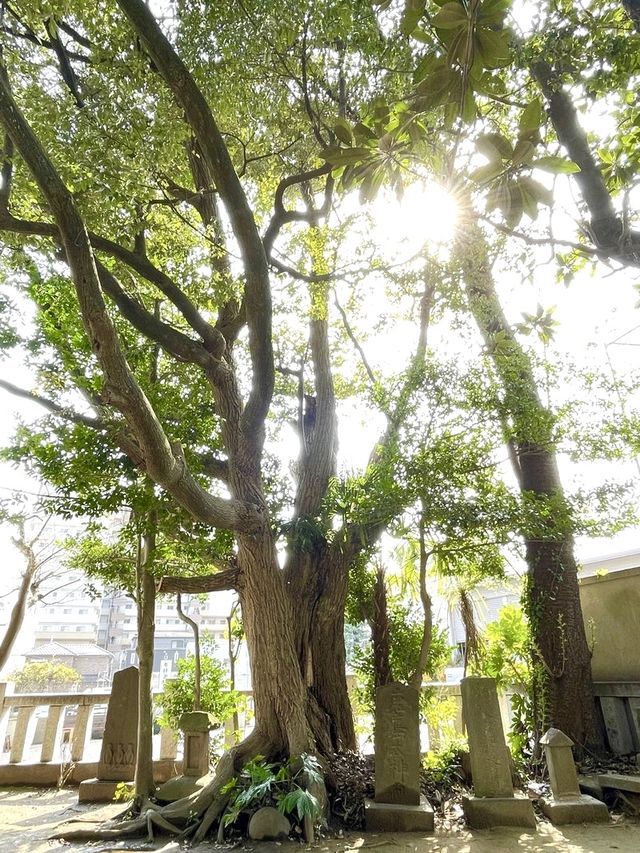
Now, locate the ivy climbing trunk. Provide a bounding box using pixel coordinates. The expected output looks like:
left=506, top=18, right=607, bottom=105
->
left=455, top=220, right=597, bottom=746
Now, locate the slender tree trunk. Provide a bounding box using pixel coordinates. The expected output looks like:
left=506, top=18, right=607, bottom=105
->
left=455, top=221, right=597, bottom=746
left=0, top=546, right=36, bottom=670
left=227, top=602, right=240, bottom=735
left=134, top=526, right=157, bottom=803
left=177, top=594, right=201, bottom=710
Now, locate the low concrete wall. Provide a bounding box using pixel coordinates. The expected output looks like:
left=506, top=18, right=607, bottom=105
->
left=0, top=758, right=182, bottom=787
left=580, top=566, right=640, bottom=682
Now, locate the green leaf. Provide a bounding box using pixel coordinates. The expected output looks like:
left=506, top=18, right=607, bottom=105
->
left=321, top=146, right=373, bottom=166
left=470, top=161, right=504, bottom=183
left=333, top=118, right=353, bottom=145
left=518, top=175, right=553, bottom=206
left=478, top=0, right=511, bottom=28
left=476, top=132, right=513, bottom=161
left=519, top=98, right=544, bottom=136
left=432, top=2, right=468, bottom=29
left=401, top=0, right=426, bottom=36
left=476, top=29, right=511, bottom=69
left=353, top=122, right=377, bottom=142
left=532, top=155, right=581, bottom=174
left=511, top=139, right=536, bottom=167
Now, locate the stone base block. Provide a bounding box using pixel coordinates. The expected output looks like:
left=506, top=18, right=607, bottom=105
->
left=462, top=795, right=536, bottom=829
left=539, top=794, right=609, bottom=825
left=365, top=796, right=434, bottom=833
left=78, top=778, right=134, bottom=803
left=578, top=775, right=604, bottom=801
left=156, top=772, right=213, bottom=802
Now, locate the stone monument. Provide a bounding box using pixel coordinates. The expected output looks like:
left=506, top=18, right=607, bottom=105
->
left=365, top=682, right=433, bottom=832
left=461, top=677, right=535, bottom=828
left=539, top=728, right=608, bottom=824
left=156, top=710, right=217, bottom=802
left=79, top=666, right=139, bottom=802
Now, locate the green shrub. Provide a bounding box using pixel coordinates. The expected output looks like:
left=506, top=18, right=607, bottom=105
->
left=155, top=653, right=240, bottom=731
left=220, top=753, right=322, bottom=835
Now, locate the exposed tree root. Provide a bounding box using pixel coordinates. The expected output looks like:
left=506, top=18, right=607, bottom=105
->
left=50, top=731, right=270, bottom=846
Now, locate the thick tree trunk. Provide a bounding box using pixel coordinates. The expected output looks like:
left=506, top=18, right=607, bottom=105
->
left=237, top=530, right=311, bottom=755
left=135, top=530, right=156, bottom=803
left=307, top=559, right=356, bottom=752
left=456, top=221, right=597, bottom=746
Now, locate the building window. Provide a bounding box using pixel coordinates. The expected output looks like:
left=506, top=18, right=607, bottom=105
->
left=63, top=608, right=72, bottom=614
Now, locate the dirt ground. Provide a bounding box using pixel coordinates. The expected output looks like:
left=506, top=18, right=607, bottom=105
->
left=0, top=788, right=639, bottom=853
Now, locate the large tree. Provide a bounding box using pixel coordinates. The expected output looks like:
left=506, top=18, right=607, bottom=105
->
left=0, top=0, right=440, bottom=840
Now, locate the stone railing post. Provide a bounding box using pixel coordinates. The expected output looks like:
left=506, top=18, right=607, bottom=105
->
left=41, top=705, right=64, bottom=763
left=10, top=706, right=34, bottom=763
left=71, top=704, right=92, bottom=762
left=159, top=726, right=178, bottom=760
left=0, top=683, right=8, bottom=752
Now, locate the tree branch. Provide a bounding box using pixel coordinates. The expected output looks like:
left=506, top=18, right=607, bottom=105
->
left=157, top=565, right=239, bottom=594
left=0, top=210, right=227, bottom=358
left=117, top=0, right=274, bottom=455
left=0, top=377, right=104, bottom=429
left=263, top=164, right=332, bottom=257
left=95, top=259, right=219, bottom=371
left=0, top=63, right=261, bottom=533
left=531, top=58, right=640, bottom=265
left=333, top=289, right=377, bottom=385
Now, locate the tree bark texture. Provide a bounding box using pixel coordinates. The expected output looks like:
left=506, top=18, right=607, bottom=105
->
left=456, top=221, right=597, bottom=746
left=135, top=531, right=157, bottom=802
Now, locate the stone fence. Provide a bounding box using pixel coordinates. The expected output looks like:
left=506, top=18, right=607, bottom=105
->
left=0, top=681, right=181, bottom=786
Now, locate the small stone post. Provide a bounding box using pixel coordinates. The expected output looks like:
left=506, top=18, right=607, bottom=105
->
left=155, top=710, right=217, bottom=802
left=539, top=728, right=608, bottom=824
left=180, top=710, right=216, bottom=778
left=461, top=677, right=535, bottom=829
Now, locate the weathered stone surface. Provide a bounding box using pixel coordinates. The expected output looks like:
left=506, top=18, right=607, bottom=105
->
left=179, top=711, right=217, bottom=732
left=578, top=775, right=604, bottom=801
left=155, top=771, right=213, bottom=802
left=461, top=677, right=513, bottom=799
left=539, top=794, right=609, bottom=825
left=540, top=727, right=581, bottom=799
left=248, top=806, right=290, bottom=840
left=599, top=773, right=640, bottom=794
left=462, top=795, right=536, bottom=829
left=183, top=731, right=210, bottom=777
left=365, top=796, right=434, bottom=832
left=627, top=697, right=640, bottom=748
left=78, top=779, right=133, bottom=803
left=97, top=666, right=138, bottom=782
left=374, top=682, right=420, bottom=806
left=600, top=697, right=635, bottom=754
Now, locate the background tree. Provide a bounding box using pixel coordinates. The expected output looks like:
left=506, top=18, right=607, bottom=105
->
left=10, top=659, right=81, bottom=693
left=0, top=504, right=67, bottom=671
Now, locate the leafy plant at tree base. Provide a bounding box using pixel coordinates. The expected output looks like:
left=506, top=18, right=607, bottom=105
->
left=220, top=753, right=322, bottom=837
left=10, top=660, right=81, bottom=693
left=155, top=649, right=240, bottom=732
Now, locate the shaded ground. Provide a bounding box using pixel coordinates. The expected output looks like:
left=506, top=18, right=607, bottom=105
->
left=0, top=787, right=639, bottom=853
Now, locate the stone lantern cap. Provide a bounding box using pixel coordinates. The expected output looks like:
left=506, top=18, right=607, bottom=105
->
left=179, top=710, right=218, bottom=732
left=540, top=728, right=574, bottom=748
